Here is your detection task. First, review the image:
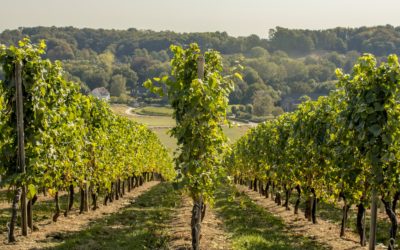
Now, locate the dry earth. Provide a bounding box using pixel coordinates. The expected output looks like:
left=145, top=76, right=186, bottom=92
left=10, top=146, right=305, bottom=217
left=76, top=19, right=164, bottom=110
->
left=236, top=185, right=389, bottom=250
left=168, top=195, right=231, bottom=250
left=0, top=181, right=159, bottom=250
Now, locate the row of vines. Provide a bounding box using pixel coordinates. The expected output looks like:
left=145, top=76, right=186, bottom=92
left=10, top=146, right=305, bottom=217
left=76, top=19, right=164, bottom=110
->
left=226, top=54, right=400, bottom=250
left=0, top=39, right=175, bottom=242
left=144, top=43, right=238, bottom=250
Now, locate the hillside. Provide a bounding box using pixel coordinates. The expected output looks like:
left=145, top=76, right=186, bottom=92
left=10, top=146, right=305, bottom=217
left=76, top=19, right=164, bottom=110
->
left=1, top=25, right=399, bottom=114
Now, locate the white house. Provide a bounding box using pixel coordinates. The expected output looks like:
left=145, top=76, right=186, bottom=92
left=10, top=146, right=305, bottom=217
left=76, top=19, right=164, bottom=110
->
left=91, top=87, right=110, bottom=101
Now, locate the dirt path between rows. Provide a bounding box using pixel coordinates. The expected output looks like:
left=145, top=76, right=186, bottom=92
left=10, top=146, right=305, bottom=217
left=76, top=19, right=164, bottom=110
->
left=168, top=195, right=231, bottom=250
left=236, top=185, right=384, bottom=250
left=0, top=181, right=159, bottom=250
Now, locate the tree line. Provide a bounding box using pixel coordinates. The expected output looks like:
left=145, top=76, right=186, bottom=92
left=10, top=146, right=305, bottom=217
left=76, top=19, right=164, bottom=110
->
left=1, top=25, right=399, bottom=117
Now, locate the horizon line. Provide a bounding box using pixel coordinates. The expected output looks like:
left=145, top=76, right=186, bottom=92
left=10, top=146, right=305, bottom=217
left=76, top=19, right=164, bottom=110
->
left=0, top=24, right=398, bottom=39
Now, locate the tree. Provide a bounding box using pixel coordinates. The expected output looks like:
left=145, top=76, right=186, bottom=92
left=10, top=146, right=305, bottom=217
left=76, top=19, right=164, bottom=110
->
left=112, top=64, right=139, bottom=93
left=243, top=83, right=268, bottom=104
left=82, top=68, right=109, bottom=89
left=252, top=90, right=275, bottom=116
left=272, top=106, right=284, bottom=116
left=269, top=27, right=315, bottom=55
left=46, top=38, right=75, bottom=60
left=247, top=46, right=269, bottom=58
left=285, top=60, right=308, bottom=82
left=110, top=74, right=127, bottom=97
left=231, top=105, right=238, bottom=115
left=243, top=67, right=264, bottom=85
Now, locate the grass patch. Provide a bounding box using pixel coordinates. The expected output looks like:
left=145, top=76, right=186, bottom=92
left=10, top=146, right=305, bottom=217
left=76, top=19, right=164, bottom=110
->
left=152, top=128, right=177, bottom=154
left=47, top=183, right=181, bottom=250
left=151, top=126, right=250, bottom=155
left=0, top=188, right=9, bottom=201
left=134, top=106, right=173, bottom=116
left=223, top=125, right=251, bottom=144
left=214, top=186, right=329, bottom=250
left=109, top=104, right=131, bottom=117
left=0, top=206, right=10, bottom=233
left=132, top=116, right=176, bottom=127
left=110, top=104, right=176, bottom=127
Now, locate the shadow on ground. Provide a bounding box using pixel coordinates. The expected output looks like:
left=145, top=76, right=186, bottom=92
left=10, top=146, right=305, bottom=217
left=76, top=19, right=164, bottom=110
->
left=40, top=183, right=181, bottom=250
left=214, top=186, right=331, bottom=250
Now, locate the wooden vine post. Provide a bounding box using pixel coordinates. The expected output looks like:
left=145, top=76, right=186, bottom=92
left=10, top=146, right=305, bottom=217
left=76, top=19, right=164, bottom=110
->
left=369, top=188, right=378, bottom=250
left=197, top=55, right=205, bottom=80
left=15, top=62, right=28, bottom=236
left=190, top=55, right=205, bottom=250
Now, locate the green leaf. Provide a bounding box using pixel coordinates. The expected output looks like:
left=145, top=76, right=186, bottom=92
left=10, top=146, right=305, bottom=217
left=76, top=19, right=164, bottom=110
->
left=143, top=79, right=153, bottom=89
left=234, top=72, right=243, bottom=81
left=368, top=124, right=381, bottom=137
left=27, top=184, right=37, bottom=200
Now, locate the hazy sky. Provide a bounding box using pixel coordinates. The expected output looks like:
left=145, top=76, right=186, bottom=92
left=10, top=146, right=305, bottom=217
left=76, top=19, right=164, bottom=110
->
left=1, top=0, right=400, bottom=37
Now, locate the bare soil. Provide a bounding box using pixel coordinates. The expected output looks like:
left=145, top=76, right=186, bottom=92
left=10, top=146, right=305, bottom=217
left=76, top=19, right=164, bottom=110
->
left=0, top=181, right=159, bottom=250
left=168, top=195, right=231, bottom=250
left=236, top=185, right=381, bottom=250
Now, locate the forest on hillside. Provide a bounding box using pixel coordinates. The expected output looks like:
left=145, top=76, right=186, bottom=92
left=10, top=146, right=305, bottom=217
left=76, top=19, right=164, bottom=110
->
left=1, top=25, right=399, bottom=116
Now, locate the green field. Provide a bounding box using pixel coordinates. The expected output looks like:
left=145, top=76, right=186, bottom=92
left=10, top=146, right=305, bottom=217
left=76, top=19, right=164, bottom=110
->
left=223, top=125, right=250, bottom=144
left=151, top=125, right=250, bottom=154
left=111, top=105, right=176, bottom=127
left=110, top=104, right=252, bottom=153
left=133, top=106, right=174, bottom=116
left=152, top=128, right=177, bottom=153
left=132, top=115, right=176, bottom=127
